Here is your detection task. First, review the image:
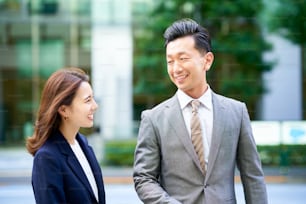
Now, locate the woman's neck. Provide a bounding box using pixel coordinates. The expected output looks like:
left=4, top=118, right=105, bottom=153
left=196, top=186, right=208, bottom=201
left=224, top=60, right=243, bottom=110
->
left=59, top=124, right=79, bottom=144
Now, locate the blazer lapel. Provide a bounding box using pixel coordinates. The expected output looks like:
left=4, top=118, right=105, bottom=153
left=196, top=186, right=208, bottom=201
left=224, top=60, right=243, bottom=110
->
left=76, top=134, right=105, bottom=202
left=56, top=132, right=96, bottom=201
left=205, top=93, right=226, bottom=179
left=165, top=95, right=204, bottom=173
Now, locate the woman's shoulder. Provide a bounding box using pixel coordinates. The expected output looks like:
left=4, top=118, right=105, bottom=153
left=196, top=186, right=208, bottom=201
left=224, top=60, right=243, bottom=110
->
left=35, top=140, right=58, bottom=158
left=35, top=131, right=63, bottom=157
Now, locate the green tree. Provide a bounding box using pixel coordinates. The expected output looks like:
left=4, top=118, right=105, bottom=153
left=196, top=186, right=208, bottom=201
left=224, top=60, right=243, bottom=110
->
left=133, top=0, right=272, bottom=119
left=266, top=0, right=306, bottom=118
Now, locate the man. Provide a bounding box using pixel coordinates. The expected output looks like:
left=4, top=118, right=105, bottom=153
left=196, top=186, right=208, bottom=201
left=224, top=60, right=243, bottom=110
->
left=133, top=18, right=268, bottom=204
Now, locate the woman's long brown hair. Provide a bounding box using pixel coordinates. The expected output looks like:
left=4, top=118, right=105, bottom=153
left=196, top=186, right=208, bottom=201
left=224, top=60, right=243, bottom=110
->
left=26, top=67, right=89, bottom=156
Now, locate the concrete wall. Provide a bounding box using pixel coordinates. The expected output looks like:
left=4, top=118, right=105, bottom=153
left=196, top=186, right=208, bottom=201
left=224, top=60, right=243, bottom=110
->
left=260, top=34, right=302, bottom=120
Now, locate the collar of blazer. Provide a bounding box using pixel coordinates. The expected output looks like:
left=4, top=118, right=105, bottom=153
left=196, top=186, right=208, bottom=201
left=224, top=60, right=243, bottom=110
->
left=163, top=92, right=227, bottom=178
left=52, top=130, right=98, bottom=202
left=207, top=92, right=226, bottom=178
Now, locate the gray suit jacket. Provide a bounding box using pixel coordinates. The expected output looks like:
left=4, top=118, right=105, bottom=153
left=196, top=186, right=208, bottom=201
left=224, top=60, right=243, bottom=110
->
left=133, top=92, right=268, bottom=204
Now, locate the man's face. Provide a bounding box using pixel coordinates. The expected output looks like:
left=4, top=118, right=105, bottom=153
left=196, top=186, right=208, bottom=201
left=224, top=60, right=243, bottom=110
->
left=166, top=35, right=213, bottom=98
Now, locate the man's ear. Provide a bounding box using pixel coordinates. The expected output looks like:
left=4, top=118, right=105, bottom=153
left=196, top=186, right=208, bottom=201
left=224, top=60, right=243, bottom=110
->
left=203, top=52, right=214, bottom=71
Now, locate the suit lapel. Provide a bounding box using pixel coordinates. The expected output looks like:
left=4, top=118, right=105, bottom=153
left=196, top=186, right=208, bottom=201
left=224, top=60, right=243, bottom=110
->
left=77, top=134, right=105, bottom=201
left=56, top=132, right=96, bottom=201
left=165, top=95, right=204, bottom=172
left=206, top=93, right=226, bottom=179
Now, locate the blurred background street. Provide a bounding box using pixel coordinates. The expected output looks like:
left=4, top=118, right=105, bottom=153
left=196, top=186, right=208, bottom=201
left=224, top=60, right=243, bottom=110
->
left=0, top=147, right=306, bottom=204
left=1, top=0, right=306, bottom=203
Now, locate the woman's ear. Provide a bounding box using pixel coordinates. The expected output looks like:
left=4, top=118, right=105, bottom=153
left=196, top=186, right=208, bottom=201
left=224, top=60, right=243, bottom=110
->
left=58, top=105, right=67, bottom=117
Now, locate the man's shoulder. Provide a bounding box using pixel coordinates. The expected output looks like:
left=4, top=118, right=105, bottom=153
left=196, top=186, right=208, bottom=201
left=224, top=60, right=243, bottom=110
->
left=140, top=96, right=177, bottom=121
left=213, top=92, right=244, bottom=106
left=146, top=95, right=176, bottom=112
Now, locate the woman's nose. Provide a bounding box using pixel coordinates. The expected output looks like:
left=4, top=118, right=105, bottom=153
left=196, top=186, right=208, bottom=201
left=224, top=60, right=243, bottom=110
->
left=92, top=99, right=99, bottom=111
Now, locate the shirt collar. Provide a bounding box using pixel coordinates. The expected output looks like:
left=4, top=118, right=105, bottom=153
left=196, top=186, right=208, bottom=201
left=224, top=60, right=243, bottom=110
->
left=177, top=85, right=213, bottom=111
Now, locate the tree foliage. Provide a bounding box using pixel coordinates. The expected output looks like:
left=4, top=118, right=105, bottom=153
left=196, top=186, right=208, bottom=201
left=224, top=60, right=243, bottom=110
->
left=133, top=0, right=272, bottom=119
left=267, top=0, right=305, bottom=44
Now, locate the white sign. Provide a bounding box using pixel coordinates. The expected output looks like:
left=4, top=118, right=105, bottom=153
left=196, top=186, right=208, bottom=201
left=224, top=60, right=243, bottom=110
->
left=251, top=121, right=281, bottom=145
left=282, top=121, right=306, bottom=144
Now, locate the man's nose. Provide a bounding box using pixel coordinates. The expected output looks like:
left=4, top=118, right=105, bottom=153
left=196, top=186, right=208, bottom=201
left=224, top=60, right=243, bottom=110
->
left=173, top=61, right=183, bottom=72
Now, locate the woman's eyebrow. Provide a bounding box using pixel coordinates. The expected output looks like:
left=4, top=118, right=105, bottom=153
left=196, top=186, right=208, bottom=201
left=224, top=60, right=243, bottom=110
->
left=83, top=95, right=92, bottom=100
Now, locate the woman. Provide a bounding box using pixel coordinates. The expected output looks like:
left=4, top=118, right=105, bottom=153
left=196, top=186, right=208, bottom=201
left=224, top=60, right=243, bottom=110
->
left=26, top=67, right=106, bottom=204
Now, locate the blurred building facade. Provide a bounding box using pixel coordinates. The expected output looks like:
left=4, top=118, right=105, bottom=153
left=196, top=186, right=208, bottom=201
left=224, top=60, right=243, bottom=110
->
left=260, top=34, right=302, bottom=120
left=0, top=0, right=136, bottom=144
left=0, top=0, right=303, bottom=145
left=258, top=0, right=302, bottom=121
left=91, top=0, right=133, bottom=139
left=0, top=0, right=95, bottom=143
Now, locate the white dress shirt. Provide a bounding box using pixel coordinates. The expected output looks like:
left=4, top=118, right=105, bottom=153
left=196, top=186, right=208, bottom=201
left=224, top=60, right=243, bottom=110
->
left=177, top=86, right=213, bottom=170
left=70, top=140, right=99, bottom=202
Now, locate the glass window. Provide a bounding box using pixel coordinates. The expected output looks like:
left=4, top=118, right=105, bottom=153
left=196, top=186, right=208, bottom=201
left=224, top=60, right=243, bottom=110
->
left=28, top=0, right=59, bottom=15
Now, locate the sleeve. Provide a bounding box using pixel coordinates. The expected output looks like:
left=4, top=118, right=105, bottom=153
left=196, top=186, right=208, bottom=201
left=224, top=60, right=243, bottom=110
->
left=237, top=103, right=268, bottom=204
left=133, top=110, right=182, bottom=204
left=32, top=151, right=66, bottom=204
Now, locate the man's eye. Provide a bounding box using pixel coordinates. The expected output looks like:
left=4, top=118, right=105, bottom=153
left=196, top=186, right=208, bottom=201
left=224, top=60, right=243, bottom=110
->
left=180, top=57, right=188, bottom=60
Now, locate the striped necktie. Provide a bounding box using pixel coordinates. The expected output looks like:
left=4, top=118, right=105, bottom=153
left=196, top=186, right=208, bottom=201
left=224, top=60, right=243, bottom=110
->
left=190, top=100, right=205, bottom=173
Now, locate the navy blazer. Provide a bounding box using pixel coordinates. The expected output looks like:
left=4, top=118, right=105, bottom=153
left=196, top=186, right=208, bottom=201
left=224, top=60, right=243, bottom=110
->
left=32, top=130, right=106, bottom=204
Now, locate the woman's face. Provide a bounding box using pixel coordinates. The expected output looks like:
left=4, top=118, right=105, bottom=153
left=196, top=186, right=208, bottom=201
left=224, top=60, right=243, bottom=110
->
left=64, top=81, right=98, bottom=129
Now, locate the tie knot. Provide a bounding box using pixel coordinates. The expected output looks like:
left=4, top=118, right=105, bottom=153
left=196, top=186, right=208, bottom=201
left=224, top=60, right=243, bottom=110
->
left=191, top=100, right=200, bottom=113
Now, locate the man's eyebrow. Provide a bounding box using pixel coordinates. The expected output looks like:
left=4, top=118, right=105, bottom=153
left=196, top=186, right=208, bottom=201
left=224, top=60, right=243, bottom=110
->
left=167, top=51, right=188, bottom=57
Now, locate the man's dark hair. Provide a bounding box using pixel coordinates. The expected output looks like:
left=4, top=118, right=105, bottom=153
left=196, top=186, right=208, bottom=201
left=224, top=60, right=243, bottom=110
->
left=163, top=18, right=212, bottom=53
